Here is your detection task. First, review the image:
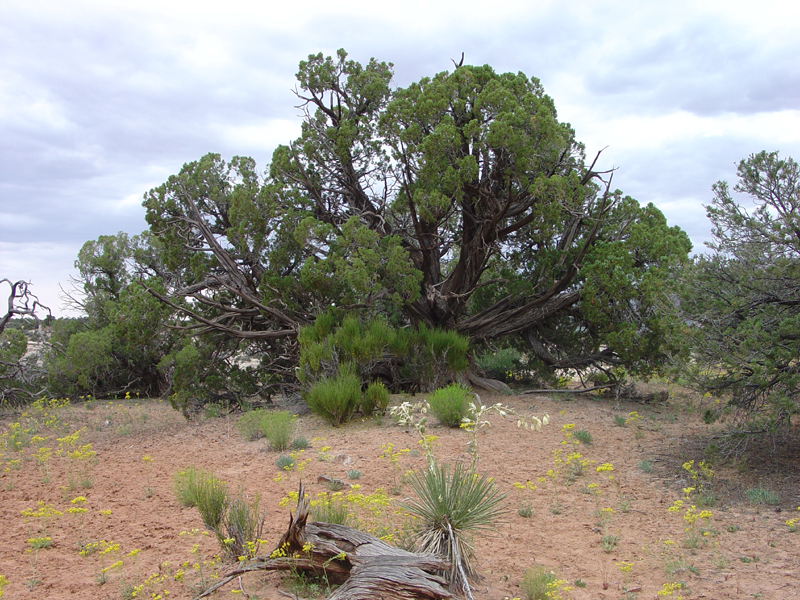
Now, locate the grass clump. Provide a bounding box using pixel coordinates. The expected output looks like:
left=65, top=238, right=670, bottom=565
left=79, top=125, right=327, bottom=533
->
left=236, top=409, right=265, bottom=441
left=304, top=371, right=361, bottom=426
left=520, top=565, right=565, bottom=600
left=221, top=490, right=265, bottom=559
left=573, top=430, right=592, bottom=445
left=427, top=383, right=472, bottom=428
left=173, top=467, right=227, bottom=532
left=637, top=460, right=654, bottom=473
left=311, top=492, right=352, bottom=526
left=745, top=487, right=780, bottom=506
left=406, top=462, right=506, bottom=585
left=237, top=409, right=295, bottom=450
left=275, top=455, right=295, bottom=471
left=292, top=436, right=310, bottom=450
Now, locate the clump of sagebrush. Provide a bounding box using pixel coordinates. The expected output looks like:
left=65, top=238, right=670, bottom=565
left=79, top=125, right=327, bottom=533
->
left=304, top=369, right=361, bottom=426
left=173, top=467, right=227, bottom=533
left=406, top=462, right=506, bottom=588
left=428, top=383, right=472, bottom=428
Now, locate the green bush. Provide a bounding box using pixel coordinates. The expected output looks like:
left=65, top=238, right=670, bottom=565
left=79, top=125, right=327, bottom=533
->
left=311, top=493, right=352, bottom=526
left=237, top=409, right=265, bottom=441
left=361, top=381, right=390, bottom=416
left=428, top=383, right=472, bottom=428
left=173, top=467, right=227, bottom=532
left=305, top=370, right=362, bottom=426
left=259, top=410, right=295, bottom=451
left=476, top=347, right=526, bottom=383
left=520, top=565, right=559, bottom=600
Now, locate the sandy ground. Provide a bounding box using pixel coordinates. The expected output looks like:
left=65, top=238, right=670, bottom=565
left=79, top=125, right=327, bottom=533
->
left=1, top=390, right=799, bottom=600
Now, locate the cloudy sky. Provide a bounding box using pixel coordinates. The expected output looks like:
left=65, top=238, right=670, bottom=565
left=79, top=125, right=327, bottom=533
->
left=2, top=0, right=799, bottom=316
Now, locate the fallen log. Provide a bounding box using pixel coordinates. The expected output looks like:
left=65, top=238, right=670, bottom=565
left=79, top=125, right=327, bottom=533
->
left=197, top=482, right=452, bottom=599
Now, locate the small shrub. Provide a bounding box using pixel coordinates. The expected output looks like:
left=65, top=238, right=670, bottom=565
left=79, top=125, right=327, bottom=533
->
left=292, top=437, right=310, bottom=450
left=476, top=347, right=526, bottom=383
left=259, top=410, right=295, bottom=451
left=275, top=455, right=295, bottom=471
left=236, top=409, right=265, bottom=441
left=346, top=469, right=362, bottom=480
left=637, top=460, right=654, bottom=473
left=745, top=487, right=780, bottom=505
left=520, top=565, right=560, bottom=600
left=304, top=370, right=361, bottom=426
left=428, top=383, right=472, bottom=428
left=361, top=381, right=390, bottom=416
left=173, top=467, right=227, bottom=532
left=600, top=534, right=619, bottom=553
left=574, top=430, right=592, bottom=445
left=221, top=490, right=265, bottom=559
left=613, top=415, right=626, bottom=427
left=312, top=493, right=352, bottom=525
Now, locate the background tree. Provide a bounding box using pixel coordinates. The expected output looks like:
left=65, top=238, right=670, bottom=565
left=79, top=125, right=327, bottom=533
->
left=681, top=151, right=800, bottom=444
left=143, top=50, right=691, bottom=393
left=47, top=233, right=179, bottom=398
left=0, top=279, right=50, bottom=405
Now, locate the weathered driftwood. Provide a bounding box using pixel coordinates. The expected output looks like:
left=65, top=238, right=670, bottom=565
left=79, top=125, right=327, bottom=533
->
left=197, top=483, right=452, bottom=599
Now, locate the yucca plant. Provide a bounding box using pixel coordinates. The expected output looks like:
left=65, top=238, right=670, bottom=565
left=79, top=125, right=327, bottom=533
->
left=406, top=462, right=507, bottom=595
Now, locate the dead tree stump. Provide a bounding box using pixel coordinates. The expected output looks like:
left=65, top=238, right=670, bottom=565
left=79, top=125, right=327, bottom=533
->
left=198, top=482, right=453, bottom=599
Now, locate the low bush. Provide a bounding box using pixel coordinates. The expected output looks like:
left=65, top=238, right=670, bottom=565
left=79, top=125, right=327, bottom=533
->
left=476, top=346, right=526, bottom=383
left=237, top=410, right=265, bottom=441
left=428, top=383, right=472, bottom=428
left=305, top=370, right=361, bottom=426
left=173, top=467, right=227, bottom=532
left=520, top=565, right=561, bottom=600
left=259, top=410, right=295, bottom=451
left=361, top=381, right=390, bottom=416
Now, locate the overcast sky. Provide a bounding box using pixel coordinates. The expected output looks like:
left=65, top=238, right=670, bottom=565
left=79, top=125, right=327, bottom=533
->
left=2, top=0, right=799, bottom=316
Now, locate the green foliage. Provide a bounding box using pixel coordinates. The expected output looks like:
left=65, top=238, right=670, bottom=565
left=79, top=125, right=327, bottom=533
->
left=428, top=383, right=472, bottom=427
left=172, top=467, right=227, bottom=532
left=311, top=493, right=352, bottom=526
left=574, top=430, right=592, bottom=445
left=520, top=565, right=560, bottom=600
left=304, top=368, right=362, bottom=426
left=236, top=409, right=266, bottom=441
left=258, top=410, right=295, bottom=451
left=637, top=460, right=654, bottom=473
left=362, top=381, right=390, bottom=416
left=406, top=462, right=506, bottom=582
left=299, top=312, right=470, bottom=398
left=744, top=487, right=780, bottom=506
left=274, top=455, right=295, bottom=471
left=680, top=151, right=800, bottom=434
left=476, top=346, right=528, bottom=384
left=221, top=490, right=264, bottom=559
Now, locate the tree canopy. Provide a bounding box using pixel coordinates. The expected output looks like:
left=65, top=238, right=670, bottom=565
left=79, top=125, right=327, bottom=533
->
left=142, top=49, right=691, bottom=391
left=681, top=151, right=800, bottom=438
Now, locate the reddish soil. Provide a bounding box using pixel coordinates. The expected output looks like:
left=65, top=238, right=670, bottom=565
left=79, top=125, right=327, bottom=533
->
left=1, top=390, right=799, bottom=600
